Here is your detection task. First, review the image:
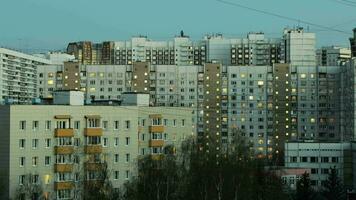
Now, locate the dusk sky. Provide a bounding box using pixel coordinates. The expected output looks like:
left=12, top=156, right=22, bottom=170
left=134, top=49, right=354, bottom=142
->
left=1, top=0, right=355, bottom=52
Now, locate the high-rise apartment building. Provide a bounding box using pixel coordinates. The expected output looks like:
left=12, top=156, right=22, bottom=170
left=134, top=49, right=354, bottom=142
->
left=205, top=33, right=283, bottom=66
left=283, top=27, right=316, bottom=67
left=67, top=41, right=115, bottom=65
left=36, top=60, right=355, bottom=159
left=0, top=92, right=194, bottom=200
left=350, top=28, right=356, bottom=57
left=316, top=46, right=351, bottom=66
left=0, top=48, right=50, bottom=104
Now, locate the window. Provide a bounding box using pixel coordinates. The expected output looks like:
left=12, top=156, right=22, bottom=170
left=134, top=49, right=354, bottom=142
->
left=321, top=157, right=329, bottom=163
left=114, top=171, right=119, bottom=180
left=103, top=121, right=108, bottom=130
left=114, top=154, right=119, bottom=163
left=152, top=118, right=162, bottom=126
left=20, top=157, right=25, bottom=167
left=311, top=168, right=318, bottom=174
left=74, top=138, right=80, bottom=146
left=125, top=120, right=130, bottom=129
left=300, top=157, right=308, bottom=162
left=103, top=138, right=108, bottom=147
left=141, top=119, right=145, bottom=126
left=74, top=121, right=80, bottom=130
left=115, top=138, right=119, bottom=146
left=173, top=119, right=176, bottom=127
left=181, top=119, right=185, bottom=127
left=164, top=119, right=168, bottom=126
left=87, top=118, right=100, bottom=128
left=19, top=175, right=25, bottom=185
left=86, top=136, right=101, bottom=145
left=32, top=121, right=39, bottom=130
left=114, top=121, right=119, bottom=130
left=141, top=134, right=145, bottom=141
left=141, top=148, right=145, bottom=155
left=126, top=154, right=130, bottom=162
left=32, top=139, right=38, bottom=149
left=45, top=156, right=51, bottom=166
left=125, top=170, right=129, bottom=179
left=57, top=189, right=71, bottom=199
left=56, top=120, right=68, bottom=129
left=45, top=121, right=51, bottom=130
left=32, top=157, right=38, bottom=166
left=125, top=137, right=130, bottom=145
left=19, top=121, right=26, bottom=130
left=310, top=157, right=318, bottom=163
left=332, top=157, right=339, bottom=163
left=45, top=139, right=51, bottom=148
left=19, top=139, right=25, bottom=149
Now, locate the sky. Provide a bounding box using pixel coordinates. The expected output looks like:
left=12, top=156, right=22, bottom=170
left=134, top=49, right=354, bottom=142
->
left=0, top=0, right=355, bottom=52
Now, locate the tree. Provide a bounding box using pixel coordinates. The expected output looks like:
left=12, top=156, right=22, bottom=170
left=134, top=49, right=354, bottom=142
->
left=124, top=145, right=181, bottom=200
left=295, top=172, right=315, bottom=200
left=14, top=173, right=44, bottom=200
left=323, top=167, right=346, bottom=200
left=82, top=161, right=121, bottom=200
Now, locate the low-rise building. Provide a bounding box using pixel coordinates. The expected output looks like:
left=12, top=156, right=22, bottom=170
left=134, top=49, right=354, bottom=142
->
left=284, top=142, right=353, bottom=189
left=0, top=92, right=195, bottom=200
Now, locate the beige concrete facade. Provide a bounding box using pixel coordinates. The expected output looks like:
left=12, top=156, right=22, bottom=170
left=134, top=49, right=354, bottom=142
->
left=0, top=105, right=194, bottom=200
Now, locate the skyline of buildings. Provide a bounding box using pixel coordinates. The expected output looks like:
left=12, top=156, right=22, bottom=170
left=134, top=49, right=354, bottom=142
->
left=0, top=26, right=356, bottom=199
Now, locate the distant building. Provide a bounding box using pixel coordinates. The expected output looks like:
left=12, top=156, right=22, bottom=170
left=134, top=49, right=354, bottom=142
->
left=350, top=28, right=356, bottom=57
left=0, top=48, right=50, bottom=104
left=316, top=46, right=351, bottom=66
left=283, top=27, right=316, bottom=67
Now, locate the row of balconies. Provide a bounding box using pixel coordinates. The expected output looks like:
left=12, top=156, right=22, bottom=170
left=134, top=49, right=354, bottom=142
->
left=54, top=128, right=103, bottom=137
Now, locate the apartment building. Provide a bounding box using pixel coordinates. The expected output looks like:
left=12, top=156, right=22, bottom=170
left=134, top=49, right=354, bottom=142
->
left=285, top=142, right=353, bottom=189
left=67, top=41, right=115, bottom=65
left=0, top=48, right=51, bottom=104
left=67, top=35, right=206, bottom=66
left=316, top=46, right=351, bottom=66
left=36, top=60, right=353, bottom=159
left=283, top=27, right=316, bottom=67
left=0, top=92, right=194, bottom=200
left=350, top=28, right=356, bottom=57
left=205, top=32, right=283, bottom=66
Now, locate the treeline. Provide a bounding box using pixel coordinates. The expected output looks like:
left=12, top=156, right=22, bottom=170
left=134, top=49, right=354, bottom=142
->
left=9, top=136, right=348, bottom=200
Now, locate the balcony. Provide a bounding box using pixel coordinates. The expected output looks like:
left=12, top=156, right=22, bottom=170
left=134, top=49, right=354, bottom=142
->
left=150, top=154, right=164, bottom=160
left=85, top=162, right=105, bottom=171
left=149, top=139, right=165, bottom=147
left=149, top=114, right=162, bottom=119
left=54, top=181, right=74, bottom=190
left=54, top=164, right=73, bottom=173
left=84, top=128, right=103, bottom=136
left=54, top=129, right=74, bottom=137
left=54, top=146, right=74, bottom=155
left=149, top=125, right=164, bottom=133
left=84, top=145, right=102, bottom=154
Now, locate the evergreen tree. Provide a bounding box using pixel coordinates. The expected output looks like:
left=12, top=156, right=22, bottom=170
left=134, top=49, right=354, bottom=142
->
left=295, top=172, right=315, bottom=200
left=323, top=167, right=346, bottom=200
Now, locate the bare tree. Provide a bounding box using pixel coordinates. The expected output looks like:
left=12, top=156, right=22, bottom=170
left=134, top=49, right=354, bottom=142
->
left=13, top=173, right=44, bottom=200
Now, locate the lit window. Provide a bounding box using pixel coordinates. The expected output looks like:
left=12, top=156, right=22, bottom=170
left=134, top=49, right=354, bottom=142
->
left=47, top=80, right=54, bottom=85
left=301, top=74, right=306, bottom=78
left=257, top=81, right=264, bottom=86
